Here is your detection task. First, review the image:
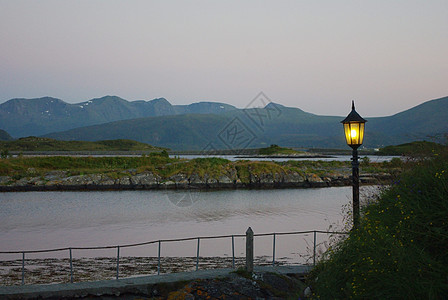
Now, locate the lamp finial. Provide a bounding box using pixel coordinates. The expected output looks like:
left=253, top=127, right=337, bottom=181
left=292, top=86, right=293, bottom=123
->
left=352, top=100, right=355, bottom=110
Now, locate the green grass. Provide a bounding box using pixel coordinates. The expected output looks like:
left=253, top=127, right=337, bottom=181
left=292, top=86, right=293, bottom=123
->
left=0, top=137, right=166, bottom=152
left=378, top=140, right=445, bottom=156
left=234, top=161, right=287, bottom=183
left=0, top=154, right=399, bottom=184
left=308, top=145, right=448, bottom=299
left=0, top=152, right=173, bottom=178
left=258, top=144, right=304, bottom=155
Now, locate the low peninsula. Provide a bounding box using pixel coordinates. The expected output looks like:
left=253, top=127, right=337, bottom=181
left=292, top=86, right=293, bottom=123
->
left=0, top=151, right=398, bottom=192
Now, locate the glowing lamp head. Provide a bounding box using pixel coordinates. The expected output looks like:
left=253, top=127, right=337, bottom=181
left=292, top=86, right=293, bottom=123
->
left=341, top=101, right=367, bottom=149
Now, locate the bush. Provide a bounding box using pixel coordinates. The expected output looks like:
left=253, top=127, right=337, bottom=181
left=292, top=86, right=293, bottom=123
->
left=1, top=149, right=9, bottom=159
left=308, top=147, right=448, bottom=298
left=361, top=156, right=370, bottom=166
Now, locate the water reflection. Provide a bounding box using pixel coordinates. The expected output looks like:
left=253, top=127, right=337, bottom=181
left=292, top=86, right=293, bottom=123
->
left=0, top=187, right=378, bottom=260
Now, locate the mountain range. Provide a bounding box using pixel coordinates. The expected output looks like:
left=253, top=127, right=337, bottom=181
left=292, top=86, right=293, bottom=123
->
left=1, top=95, right=447, bottom=150
left=0, top=96, right=237, bottom=137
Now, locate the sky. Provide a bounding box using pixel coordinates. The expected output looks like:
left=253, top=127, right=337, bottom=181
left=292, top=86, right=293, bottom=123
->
left=1, top=0, right=447, bottom=117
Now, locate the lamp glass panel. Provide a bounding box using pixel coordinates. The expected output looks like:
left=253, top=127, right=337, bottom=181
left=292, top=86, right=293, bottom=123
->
left=359, top=122, right=365, bottom=145
left=343, top=123, right=351, bottom=145
left=344, top=122, right=364, bottom=146
left=351, top=123, right=360, bottom=145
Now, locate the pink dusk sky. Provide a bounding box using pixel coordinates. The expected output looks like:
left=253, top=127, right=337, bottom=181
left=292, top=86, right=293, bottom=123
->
left=1, top=0, right=447, bottom=117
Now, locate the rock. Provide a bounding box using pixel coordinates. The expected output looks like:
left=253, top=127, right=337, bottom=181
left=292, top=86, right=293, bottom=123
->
left=0, top=176, right=11, bottom=184
left=44, top=171, right=67, bottom=181
left=273, top=172, right=284, bottom=183
left=46, top=180, right=62, bottom=186
left=170, top=271, right=304, bottom=299
left=284, top=172, right=305, bottom=184
left=89, top=174, right=103, bottom=184
left=160, top=180, right=176, bottom=187
left=98, top=175, right=115, bottom=186
left=12, top=177, right=30, bottom=186
left=207, top=177, right=219, bottom=187
left=169, top=174, right=189, bottom=187
left=259, top=173, right=275, bottom=185
left=28, top=176, right=45, bottom=186
left=62, top=175, right=89, bottom=185
left=227, top=168, right=238, bottom=181
left=0, top=165, right=394, bottom=191
left=304, top=286, right=312, bottom=297
left=189, top=173, right=203, bottom=185
left=306, top=173, right=324, bottom=183
left=27, top=167, right=36, bottom=174
left=130, top=172, right=159, bottom=186
left=116, top=176, right=131, bottom=186
left=217, top=175, right=233, bottom=184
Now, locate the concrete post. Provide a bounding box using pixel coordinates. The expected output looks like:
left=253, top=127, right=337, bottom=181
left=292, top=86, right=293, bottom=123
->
left=246, top=227, right=254, bottom=273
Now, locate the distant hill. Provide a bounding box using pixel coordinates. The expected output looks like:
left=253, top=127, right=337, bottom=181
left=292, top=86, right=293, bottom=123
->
left=2, top=95, right=447, bottom=150
left=174, top=102, right=237, bottom=115
left=366, top=97, right=448, bottom=146
left=45, top=114, right=233, bottom=150
left=0, top=96, right=236, bottom=137
left=0, top=137, right=166, bottom=152
left=0, top=129, right=13, bottom=141
left=43, top=96, right=448, bottom=150
left=377, top=141, right=446, bottom=156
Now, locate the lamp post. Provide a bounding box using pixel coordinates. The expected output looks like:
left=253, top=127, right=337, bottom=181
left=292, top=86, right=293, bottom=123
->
left=341, top=101, right=366, bottom=229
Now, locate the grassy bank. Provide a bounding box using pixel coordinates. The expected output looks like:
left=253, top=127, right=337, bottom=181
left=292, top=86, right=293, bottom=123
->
left=0, top=137, right=166, bottom=152
left=377, top=140, right=446, bottom=156
left=258, top=144, right=305, bottom=155
left=308, top=145, right=448, bottom=298
left=0, top=153, right=399, bottom=187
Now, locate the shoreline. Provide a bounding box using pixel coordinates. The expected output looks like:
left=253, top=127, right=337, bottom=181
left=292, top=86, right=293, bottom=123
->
left=235, top=154, right=333, bottom=159
left=0, top=173, right=391, bottom=192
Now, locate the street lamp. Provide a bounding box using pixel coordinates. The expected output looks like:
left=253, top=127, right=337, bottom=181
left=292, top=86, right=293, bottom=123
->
left=341, top=101, right=367, bottom=229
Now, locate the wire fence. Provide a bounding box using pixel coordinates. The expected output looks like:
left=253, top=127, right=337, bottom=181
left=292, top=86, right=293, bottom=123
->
left=0, top=229, right=348, bottom=286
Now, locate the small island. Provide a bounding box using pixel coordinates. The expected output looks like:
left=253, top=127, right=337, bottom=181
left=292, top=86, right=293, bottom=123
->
left=236, top=144, right=332, bottom=159
left=0, top=140, right=403, bottom=191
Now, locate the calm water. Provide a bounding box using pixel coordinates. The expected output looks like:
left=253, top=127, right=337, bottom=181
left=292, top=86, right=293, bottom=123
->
left=0, top=187, right=378, bottom=262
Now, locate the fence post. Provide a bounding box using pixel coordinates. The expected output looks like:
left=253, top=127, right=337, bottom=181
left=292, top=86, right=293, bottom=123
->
left=69, top=248, right=73, bottom=283
left=232, top=235, right=235, bottom=269
left=272, top=233, right=276, bottom=267
left=246, top=227, right=254, bottom=273
left=116, top=246, right=120, bottom=280
left=313, top=231, right=317, bottom=266
left=196, top=238, right=200, bottom=271
left=157, top=240, right=161, bottom=275
left=21, top=252, right=25, bottom=285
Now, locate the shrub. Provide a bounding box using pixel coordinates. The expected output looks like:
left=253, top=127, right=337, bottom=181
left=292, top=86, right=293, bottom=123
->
left=361, top=156, right=370, bottom=166
left=1, top=149, right=9, bottom=159
left=308, top=147, right=448, bottom=298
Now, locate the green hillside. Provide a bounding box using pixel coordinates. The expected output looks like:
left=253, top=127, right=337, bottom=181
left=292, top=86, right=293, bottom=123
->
left=378, top=141, right=446, bottom=156
left=43, top=105, right=345, bottom=150
left=366, top=96, right=448, bottom=146
left=2, top=95, right=447, bottom=150
left=0, top=137, right=166, bottom=152
left=44, top=114, right=234, bottom=150
left=43, top=96, right=448, bottom=150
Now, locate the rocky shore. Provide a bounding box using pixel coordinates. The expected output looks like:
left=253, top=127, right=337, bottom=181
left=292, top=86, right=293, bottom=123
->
left=0, top=169, right=392, bottom=192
